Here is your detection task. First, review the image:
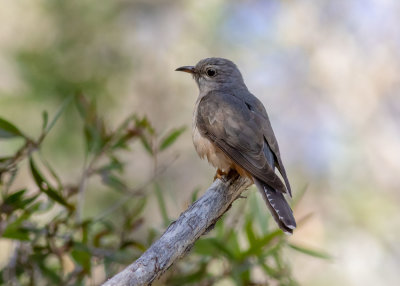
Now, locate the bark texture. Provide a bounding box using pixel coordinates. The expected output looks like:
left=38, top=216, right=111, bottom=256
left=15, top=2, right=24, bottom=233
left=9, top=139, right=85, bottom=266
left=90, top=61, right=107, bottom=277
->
left=102, top=174, right=252, bottom=286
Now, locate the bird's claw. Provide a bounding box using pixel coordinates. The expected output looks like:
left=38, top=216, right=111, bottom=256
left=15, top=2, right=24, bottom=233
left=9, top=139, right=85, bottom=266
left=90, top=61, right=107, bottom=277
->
left=214, top=169, right=228, bottom=182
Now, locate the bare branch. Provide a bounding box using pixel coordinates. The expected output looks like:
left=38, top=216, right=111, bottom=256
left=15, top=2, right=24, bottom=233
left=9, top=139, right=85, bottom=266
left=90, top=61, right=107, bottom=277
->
left=102, top=173, right=252, bottom=286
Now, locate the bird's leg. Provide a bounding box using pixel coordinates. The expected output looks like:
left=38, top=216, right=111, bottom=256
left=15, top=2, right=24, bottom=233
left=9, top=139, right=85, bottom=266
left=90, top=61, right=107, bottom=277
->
left=214, top=169, right=228, bottom=181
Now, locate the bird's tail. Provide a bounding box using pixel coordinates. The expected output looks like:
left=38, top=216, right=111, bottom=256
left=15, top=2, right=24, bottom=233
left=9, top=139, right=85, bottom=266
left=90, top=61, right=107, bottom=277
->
left=253, top=177, right=296, bottom=234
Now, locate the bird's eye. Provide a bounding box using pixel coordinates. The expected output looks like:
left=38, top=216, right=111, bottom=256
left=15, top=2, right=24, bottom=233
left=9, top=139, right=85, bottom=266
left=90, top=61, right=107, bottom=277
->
left=206, top=68, right=217, bottom=77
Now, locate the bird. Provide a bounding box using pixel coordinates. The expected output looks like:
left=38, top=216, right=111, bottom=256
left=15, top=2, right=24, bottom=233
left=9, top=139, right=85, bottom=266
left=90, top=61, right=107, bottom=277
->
left=175, top=57, right=296, bottom=234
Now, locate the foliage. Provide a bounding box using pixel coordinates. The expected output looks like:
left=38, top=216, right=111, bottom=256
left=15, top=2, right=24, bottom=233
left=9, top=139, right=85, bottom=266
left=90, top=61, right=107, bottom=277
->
left=0, top=95, right=330, bottom=286
left=0, top=94, right=185, bottom=285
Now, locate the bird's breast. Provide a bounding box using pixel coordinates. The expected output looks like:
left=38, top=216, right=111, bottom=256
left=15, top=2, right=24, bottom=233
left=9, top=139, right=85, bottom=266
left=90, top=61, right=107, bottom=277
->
left=192, top=100, right=232, bottom=172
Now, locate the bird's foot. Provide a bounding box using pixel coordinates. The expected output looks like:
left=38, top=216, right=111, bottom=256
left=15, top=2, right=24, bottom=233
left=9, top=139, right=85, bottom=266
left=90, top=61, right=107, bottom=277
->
left=214, top=169, right=228, bottom=182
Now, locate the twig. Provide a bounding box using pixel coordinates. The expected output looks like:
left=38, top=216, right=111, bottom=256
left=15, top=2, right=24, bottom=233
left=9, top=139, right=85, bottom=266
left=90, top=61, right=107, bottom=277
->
left=102, top=173, right=252, bottom=286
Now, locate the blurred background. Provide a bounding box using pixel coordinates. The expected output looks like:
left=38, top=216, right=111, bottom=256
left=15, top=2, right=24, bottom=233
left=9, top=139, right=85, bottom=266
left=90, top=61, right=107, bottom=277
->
left=1, top=0, right=399, bottom=285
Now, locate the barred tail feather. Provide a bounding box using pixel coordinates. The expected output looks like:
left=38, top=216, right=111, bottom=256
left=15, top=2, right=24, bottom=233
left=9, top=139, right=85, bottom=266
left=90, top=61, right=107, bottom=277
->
left=253, top=177, right=296, bottom=234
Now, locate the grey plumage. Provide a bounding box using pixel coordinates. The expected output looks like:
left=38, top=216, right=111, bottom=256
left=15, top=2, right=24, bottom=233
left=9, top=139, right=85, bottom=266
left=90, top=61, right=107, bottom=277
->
left=176, top=57, right=296, bottom=234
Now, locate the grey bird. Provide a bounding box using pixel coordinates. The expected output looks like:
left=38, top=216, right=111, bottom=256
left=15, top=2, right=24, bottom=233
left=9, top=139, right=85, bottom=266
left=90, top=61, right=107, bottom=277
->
left=176, top=57, right=296, bottom=234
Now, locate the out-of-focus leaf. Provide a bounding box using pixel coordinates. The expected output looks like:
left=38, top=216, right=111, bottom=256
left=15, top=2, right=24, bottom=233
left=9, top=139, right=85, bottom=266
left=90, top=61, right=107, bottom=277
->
left=42, top=110, right=48, bottom=130
left=240, top=229, right=282, bottom=259
left=140, top=136, right=153, bottom=155
left=71, top=243, right=92, bottom=273
left=2, top=212, right=31, bottom=241
left=167, top=262, right=208, bottom=285
left=129, top=198, right=147, bottom=219
left=288, top=243, right=332, bottom=260
left=0, top=156, right=12, bottom=163
left=3, top=189, right=26, bottom=205
left=135, top=116, right=154, bottom=135
left=37, top=260, right=62, bottom=284
left=226, top=230, right=242, bottom=259
left=104, top=249, right=135, bottom=264
left=38, top=151, right=62, bottom=188
left=245, top=219, right=257, bottom=245
left=2, top=228, right=30, bottom=241
left=29, top=157, right=73, bottom=210
left=120, top=240, right=146, bottom=251
left=84, top=125, right=103, bottom=154
left=100, top=172, right=127, bottom=192
left=259, top=260, right=279, bottom=278
left=0, top=117, right=25, bottom=139
left=2, top=189, right=39, bottom=213
left=159, top=126, right=186, bottom=150
left=249, top=190, right=269, bottom=235
left=93, top=229, right=112, bottom=247
left=96, top=156, right=123, bottom=174
left=44, top=95, right=73, bottom=134
left=191, top=188, right=200, bottom=203
left=193, top=238, right=218, bottom=256
left=154, top=183, right=169, bottom=226
left=194, top=238, right=235, bottom=260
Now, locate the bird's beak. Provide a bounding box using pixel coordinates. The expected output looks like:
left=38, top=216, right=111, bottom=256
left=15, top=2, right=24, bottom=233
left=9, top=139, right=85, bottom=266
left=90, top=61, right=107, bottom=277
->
left=175, top=66, right=196, bottom=74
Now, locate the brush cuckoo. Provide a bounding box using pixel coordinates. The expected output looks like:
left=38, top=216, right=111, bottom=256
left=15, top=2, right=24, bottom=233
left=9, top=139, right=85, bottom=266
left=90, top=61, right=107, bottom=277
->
left=176, top=57, right=296, bottom=234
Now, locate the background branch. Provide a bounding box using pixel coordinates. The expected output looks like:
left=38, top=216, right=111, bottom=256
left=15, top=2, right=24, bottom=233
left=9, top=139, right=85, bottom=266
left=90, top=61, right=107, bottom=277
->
left=102, top=173, right=252, bottom=286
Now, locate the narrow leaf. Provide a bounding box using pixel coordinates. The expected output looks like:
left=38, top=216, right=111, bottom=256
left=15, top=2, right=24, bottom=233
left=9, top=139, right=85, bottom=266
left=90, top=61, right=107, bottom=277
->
left=245, top=219, right=257, bottom=245
left=289, top=243, right=332, bottom=260
left=45, top=95, right=73, bottom=134
left=3, top=189, right=26, bottom=205
left=154, top=183, right=169, bottom=226
left=140, top=136, right=153, bottom=155
left=71, top=247, right=91, bottom=273
left=2, top=212, right=31, bottom=241
left=0, top=117, right=24, bottom=139
left=29, top=157, right=73, bottom=210
left=159, top=126, right=186, bottom=151
left=42, top=110, right=48, bottom=130
left=241, top=229, right=282, bottom=258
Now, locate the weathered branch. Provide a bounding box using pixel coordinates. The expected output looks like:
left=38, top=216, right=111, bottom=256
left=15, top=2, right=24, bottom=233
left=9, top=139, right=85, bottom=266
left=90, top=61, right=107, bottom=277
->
left=102, top=173, right=252, bottom=286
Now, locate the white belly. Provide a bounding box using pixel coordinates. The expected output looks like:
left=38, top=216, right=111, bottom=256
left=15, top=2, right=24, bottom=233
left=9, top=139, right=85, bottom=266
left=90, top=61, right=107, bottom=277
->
left=192, top=100, right=232, bottom=172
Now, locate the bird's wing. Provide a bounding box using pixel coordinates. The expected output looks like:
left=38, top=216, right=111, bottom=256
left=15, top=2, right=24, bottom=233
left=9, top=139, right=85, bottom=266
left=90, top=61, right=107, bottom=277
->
left=250, top=99, right=292, bottom=196
left=196, top=91, right=288, bottom=194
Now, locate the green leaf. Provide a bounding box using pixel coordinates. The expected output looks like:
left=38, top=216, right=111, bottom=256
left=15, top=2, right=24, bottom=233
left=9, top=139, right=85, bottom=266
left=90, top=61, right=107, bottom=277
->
left=2, top=212, right=31, bottom=241
left=159, top=126, right=186, bottom=151
left=288, top=243, right=332, bottom=260
left=240, top=229, right=282, bottom=259
left=135, top=116, right=155, bottom=135
left=71, top=244, right=92, bottom=273
left=140, top=136, right=153, bottom=155
left=100, top=172, right=127, bottom=192
left=120, top=240, right=146, bottom=251
left=167, top=262, right=208, bottom=285
left=45, top=95, right=73, bottom=134
left=37, top=259, right=62, bottom=284
left=3, top=189, right=26, bottom=205
left=194, top=238, right=235, bottom=260
left=0, top=117, right=25, bottom=139
left=154, top=183, right=169, bottom=226
left=42, top=110, right=48, bottom=130
left=2, top=189, right=38, bottom=213
left=191, top=188, right=200, bottom=203
left=249, top=191, right=269, bottom=235
left=84, top=125, right=103, bottom=154
left=193, top=238, right=216, bottom=256
left=29, top=157, right=73, bottom=210
left=245, top=219, right=257, bottom=245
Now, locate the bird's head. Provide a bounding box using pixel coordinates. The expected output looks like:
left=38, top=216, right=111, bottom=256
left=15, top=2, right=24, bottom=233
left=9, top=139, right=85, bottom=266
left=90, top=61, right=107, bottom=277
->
left=176, top=57, right=246, bottom=94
